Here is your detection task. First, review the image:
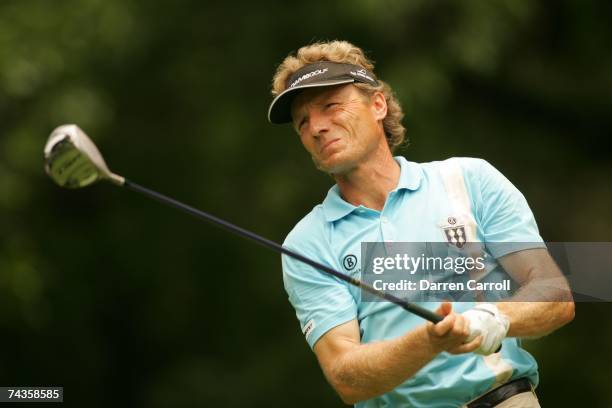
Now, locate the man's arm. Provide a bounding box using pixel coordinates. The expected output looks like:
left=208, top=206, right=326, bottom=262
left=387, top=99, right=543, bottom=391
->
left=313, top=302, right=482, bottom=405
left=496, top=248, right=575, bottom=338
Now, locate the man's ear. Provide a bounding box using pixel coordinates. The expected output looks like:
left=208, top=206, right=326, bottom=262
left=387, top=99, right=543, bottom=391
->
left=371, top=91, right=388, bottom=121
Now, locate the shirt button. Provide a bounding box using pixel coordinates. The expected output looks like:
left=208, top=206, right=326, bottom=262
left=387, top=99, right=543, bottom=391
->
left=381, top=217, right=389, bottom=224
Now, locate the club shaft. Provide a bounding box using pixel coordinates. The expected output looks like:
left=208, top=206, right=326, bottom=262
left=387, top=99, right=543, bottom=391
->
left=123, top=179, right=442, bottom=324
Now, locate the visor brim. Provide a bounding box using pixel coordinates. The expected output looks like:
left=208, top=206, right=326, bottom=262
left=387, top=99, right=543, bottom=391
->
left=267, top=78, right=356, bottom=124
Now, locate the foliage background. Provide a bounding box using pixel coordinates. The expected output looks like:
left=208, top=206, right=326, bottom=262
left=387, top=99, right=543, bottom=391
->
left=1, top=0, right=610, bottom=406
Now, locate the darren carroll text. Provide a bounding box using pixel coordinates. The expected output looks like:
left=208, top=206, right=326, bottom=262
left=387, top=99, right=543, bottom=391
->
left=372, top=279, right=512, bottom=292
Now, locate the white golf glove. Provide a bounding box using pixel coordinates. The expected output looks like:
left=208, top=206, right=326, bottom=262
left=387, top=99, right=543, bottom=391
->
left=462, top=303, right=509, bottom=355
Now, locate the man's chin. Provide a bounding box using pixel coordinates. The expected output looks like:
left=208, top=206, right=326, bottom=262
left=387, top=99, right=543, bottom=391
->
left=314, top=155, right=354, bottom=175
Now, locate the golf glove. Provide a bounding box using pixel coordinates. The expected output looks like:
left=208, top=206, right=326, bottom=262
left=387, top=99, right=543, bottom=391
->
left=463, top=303, right=509, bottom=355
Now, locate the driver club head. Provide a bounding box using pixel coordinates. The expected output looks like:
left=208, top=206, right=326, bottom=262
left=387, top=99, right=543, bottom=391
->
left=44, top=124, right=124, bottom=188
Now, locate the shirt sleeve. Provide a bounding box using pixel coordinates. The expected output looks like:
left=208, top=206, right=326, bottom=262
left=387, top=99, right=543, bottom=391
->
left=464, top=159, right=546, bottom=258
left=282, top=240, right=358, bottom=349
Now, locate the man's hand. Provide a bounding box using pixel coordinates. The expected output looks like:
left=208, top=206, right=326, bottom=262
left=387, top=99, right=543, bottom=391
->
left=426, top=302, right=482, bottom=354
left=462, top=303, right=509, bottom=355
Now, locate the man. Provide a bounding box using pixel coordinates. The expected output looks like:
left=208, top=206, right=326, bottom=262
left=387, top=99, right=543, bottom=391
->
left=268, top=40, right=574, bottom=407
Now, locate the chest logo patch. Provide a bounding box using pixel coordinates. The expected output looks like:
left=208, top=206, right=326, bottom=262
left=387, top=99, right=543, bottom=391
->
left=442, top=224, right=467, bottom=248
left=343, top=254, right=358, bottom=271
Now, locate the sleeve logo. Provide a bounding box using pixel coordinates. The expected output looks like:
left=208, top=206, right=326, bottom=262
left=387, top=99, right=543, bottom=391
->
left=302, top=319, right=315, bottom=340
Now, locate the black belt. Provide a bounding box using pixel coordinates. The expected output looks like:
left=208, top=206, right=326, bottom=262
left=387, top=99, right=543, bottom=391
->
left=467, top=378, right=533, bottom=408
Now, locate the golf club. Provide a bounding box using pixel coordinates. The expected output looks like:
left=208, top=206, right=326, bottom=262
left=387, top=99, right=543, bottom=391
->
left=44, top=124, right=443, bottom=324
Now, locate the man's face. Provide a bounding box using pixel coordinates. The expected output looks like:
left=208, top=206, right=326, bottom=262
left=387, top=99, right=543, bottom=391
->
left=291, top=84, right=387, bottom=175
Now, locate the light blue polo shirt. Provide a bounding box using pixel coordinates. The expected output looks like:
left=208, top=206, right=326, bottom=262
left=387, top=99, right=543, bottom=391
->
left=281, top=157, right=545, bottom=407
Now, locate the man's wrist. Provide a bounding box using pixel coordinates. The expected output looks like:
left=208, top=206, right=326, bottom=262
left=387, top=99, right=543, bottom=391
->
left=477, top=303, right=510, bottom=335
left=418, top=324, right=444, bottom=356
left=466, top=303, right=509, bottom=355
left=495, top=304, right=512, bottom=335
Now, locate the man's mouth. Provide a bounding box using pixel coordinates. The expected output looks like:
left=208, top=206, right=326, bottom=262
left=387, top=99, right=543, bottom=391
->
left=321, top=138, right=340, bottom=154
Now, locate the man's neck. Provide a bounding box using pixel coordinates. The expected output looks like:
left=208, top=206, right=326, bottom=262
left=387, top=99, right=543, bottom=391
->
left=334, top=149, right=401, bottom=212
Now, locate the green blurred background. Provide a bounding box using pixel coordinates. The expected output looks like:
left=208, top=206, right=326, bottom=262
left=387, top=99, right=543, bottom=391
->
left=1, top=0, right=611, bottom=406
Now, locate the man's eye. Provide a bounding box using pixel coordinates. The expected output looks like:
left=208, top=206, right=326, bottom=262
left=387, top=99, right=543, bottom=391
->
left=325, top=102, right=338, bottom=109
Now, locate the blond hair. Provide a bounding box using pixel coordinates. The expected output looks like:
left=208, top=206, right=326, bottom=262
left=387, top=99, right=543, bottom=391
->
left=271, top=40, right=406, bottom=151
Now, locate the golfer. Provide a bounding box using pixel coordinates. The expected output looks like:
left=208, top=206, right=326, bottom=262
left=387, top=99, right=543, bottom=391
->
left=268, top=40, right=574, bottom=407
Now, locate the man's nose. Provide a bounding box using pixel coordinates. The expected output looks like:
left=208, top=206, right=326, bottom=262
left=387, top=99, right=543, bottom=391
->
left=307, top=110, right=330, bottom=137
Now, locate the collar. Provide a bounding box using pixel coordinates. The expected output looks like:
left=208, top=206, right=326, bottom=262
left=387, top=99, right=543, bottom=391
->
left=322, top=156, right=423, bottom=222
